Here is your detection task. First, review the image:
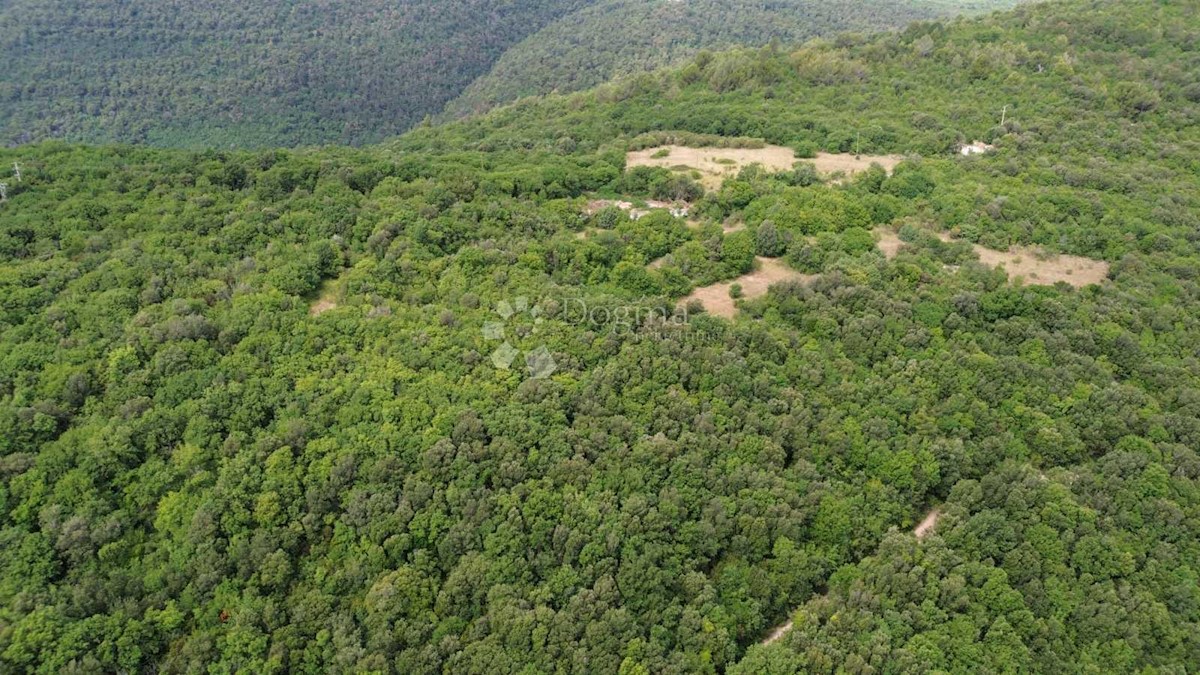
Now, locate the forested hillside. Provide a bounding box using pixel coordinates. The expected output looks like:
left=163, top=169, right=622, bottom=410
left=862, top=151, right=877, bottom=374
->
left=0, top=0, right=593, bottom=148
left=447, top=0, right=1021, bottom=116
left=2, top=0, right=1200, bottom=672
left=0, top=0, right=1019, bottom=148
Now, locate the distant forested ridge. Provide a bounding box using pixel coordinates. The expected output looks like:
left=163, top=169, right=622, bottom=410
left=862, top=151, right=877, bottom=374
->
left=0, top=0, right=1019, bottom=148
left=446, top=0, right=1022, bottom=117
left=1, top=0, right=1200, bottom=672
left=0, top=0, right=593, bottom=148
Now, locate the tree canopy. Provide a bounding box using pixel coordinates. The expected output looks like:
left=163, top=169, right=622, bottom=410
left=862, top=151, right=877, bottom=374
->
left=1, top=0, right=1199, bottom=671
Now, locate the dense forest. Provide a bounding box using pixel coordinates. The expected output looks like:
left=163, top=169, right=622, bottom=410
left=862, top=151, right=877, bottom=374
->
left=2, top=0, right=1200, bottom=672
left=0, top=0, right=594, bottom=147
left=0, top=0, right=1016, bottom=149
left=446, top=0, right=1020, bottom=116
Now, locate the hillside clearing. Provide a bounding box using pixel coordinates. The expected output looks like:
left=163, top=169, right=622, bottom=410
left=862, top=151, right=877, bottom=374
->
left=627, top=145, right=798, bottom=189
left=876, top=228, right=1108, bottom=287
left=935, top=232, right=1109, bottom=287
left=810, top=152, right=904, bottom=176
left=309, top=281, right=340, bottom=316
left=680, top=257, right=814, bottom=318
left=627, top=145, right=904, bottom=189
left=973, top=244, right=1108, bottom=287
left=584, top=198, right=690, bottom=219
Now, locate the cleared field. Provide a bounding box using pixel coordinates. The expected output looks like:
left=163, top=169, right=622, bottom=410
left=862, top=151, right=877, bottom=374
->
left=973, top=244, right=1108, bottom=287
left=627, top=145, right=797, bottom=190
left=679, top=257, right=814, bottom=318
left=628, top=145, right=903, bottom=189
left=877, top=228, right=1108, bottom=287
left=810, top=152, right=903, bottom=176
left=934, top=232, right=1109, bottom=287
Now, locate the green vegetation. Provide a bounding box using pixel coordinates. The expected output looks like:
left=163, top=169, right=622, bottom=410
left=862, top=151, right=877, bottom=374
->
left=1, top=0, right=1199, bottom=672
left=0, top=0, right=1019, bottom=148
left=0, top=0, right=594, bottom=147
left=447, top=0, right=1022, bottom=117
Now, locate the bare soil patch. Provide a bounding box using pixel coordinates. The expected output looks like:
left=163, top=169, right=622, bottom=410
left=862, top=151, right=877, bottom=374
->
left=627, top=145, right=799, bottom=190
left=933, top=232, right=1108, bottom=287
left=584, top=198, right=690, bottom=220
left=679, top=257, right=814, bottom=318
left=973, top=245, right=1108, bottom=287
left=879, top=229, right=1107, bottom=287
left=584, top=199, right=634, bottom=215
left=914, top=507, right=941, bottom=539
left=875, top=228, right=904, bottom=259
left=628, top=146, right=904, bottom=190
left=309, top=280, right=341, bottom=316
left=762, top=620, right=794, bottom=646
left=810, top=152, right=903, bottom=177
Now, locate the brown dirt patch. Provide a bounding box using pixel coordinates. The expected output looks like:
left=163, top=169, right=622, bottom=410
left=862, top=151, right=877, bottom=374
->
left=628, top=146, right=904, bottom=190
left=584, top=198, right=690, bottom=220
left=880, top=229, right=1108, bottom=287
left=914, top=508, right=941, bottom=539
left=627, top=145, right=799, bottom=190
left=809, top=152, right=903, bottom=177
left=309, top=298, right=337, bottom=316
left=875, top=228, right=904, bottom=259
left=932, top=232, right=1108, bottom=287
left=309, top=282, right=340, bottom=316
left=973, top=245, right=1108, bottom=287
left=762, top=620, right=794, bottom=646
left=584, top=199, right=634, bottom=215
left=679, top=257, right=814, bottom=318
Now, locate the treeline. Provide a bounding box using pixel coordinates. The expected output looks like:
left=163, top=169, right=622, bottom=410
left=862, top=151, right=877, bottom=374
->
left=446, top=0, right=1022, bottom=117
left=0, top=0, right=1021, bottom=148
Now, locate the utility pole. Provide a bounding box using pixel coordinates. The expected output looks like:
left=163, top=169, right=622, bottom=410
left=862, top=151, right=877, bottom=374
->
left=1000, top=105, right=1008, bottom=127
left=12, top=162, right=20, bottom=182
left=0, top=182, right=8, bottom=203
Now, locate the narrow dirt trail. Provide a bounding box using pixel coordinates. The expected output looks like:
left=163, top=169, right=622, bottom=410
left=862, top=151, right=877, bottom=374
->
left=758, top=505, right=942, bottom=646
left=914, top=507, right=941, bottom=539
left=761, top=620, right=793, bottom=646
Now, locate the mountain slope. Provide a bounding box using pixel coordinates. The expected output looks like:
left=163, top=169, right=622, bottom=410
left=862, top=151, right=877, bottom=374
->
left=1, top=0, right=1199, bottom=672
left=445, top=0, right=1023, bottom=117
left=0, top=0, right=593, bottom=148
